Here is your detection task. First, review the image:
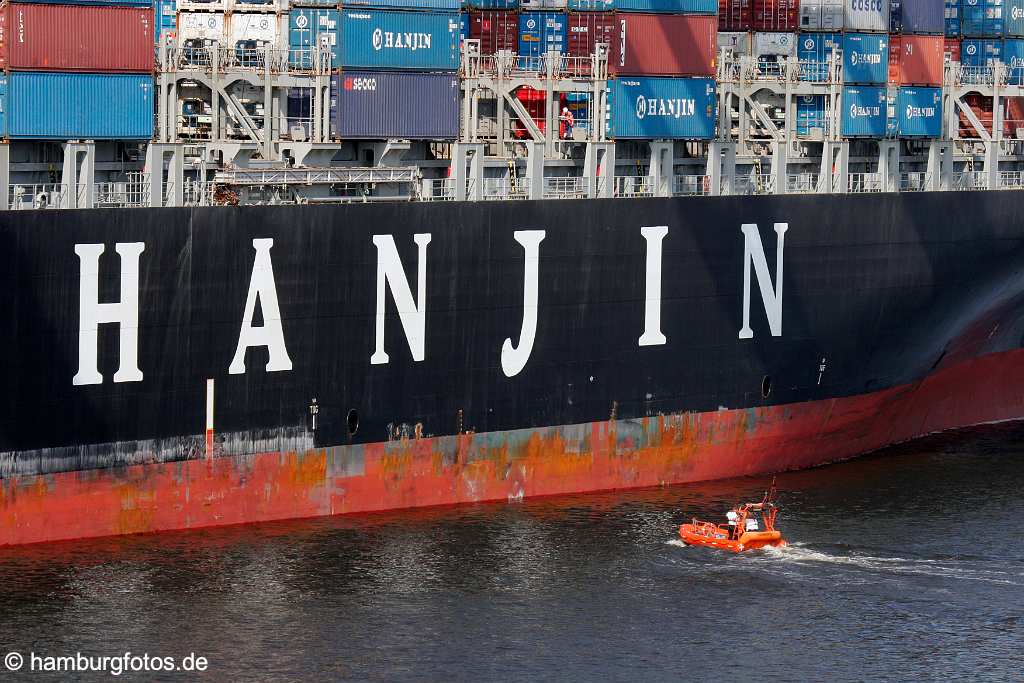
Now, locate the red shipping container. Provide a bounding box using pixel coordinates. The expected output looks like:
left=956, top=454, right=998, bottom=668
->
left=959, top=93, right=991, bottom=138
left=719, top=0, right=753, bottom=31
left=752, top=0, right=798, bottom=31
left=566, top=12, right=615, bottom=59
left=1004, top=97, right=1024, bottom=138
left=469, top=10, right=518, bottom=56
left=888, top=34, right=943, bottom=86
left=610, top=13, right=717, bottom=76
left=943, top=37, right=960, bottom=63
left=0, top=4, right=153, bottom=73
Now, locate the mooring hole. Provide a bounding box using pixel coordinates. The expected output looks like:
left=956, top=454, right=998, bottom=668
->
left=761, top=375, right=772, bottom=398
left=347, top=409, right=359, bottom=436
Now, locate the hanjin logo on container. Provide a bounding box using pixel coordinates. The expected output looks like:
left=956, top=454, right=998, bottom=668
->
left=373, top=28, right=383, bottom=50
left=1015, top=6, right=1023, bottom=21
left=295, top=14, right=309, bottom=29
left=636, top=96, right=695, bottom=120
left=906, top=104, right=936, bottom=119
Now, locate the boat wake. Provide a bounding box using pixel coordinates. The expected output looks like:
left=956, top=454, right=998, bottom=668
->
left=664, top=539, right=688, bottom=548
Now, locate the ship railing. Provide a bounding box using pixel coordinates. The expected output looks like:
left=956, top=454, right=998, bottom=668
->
left=166, top=45, right=328, bottom=74
left=673, top=174, right=711, bottom=196
left=899, top=172, right=932, bottom=192
left=8, top=184, right=69, bottom=210
left=95, top=178, right=150, bottom=208
left=957, top=65, right=996, bottom=86
left=786, top=173, right=821, bottom=194
left=848, top=172, right=884, bottom=193
left=613, top=175, right=659, bottom=198
left=543, top=176, right=590, bottom=199
left=183, top=180, right=218, bottom=206
left=953, top=170, right=989, bottom=190
left=998, top=171, right=1024, bottom=189
left=482, top=177, right=531, bottom=200
left=420, top=178, right=455, bottom=201
left=796, top=60, right=832, bottom=83
left=734, top=173, right=776, bottom=195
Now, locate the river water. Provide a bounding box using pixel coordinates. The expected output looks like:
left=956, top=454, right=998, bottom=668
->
left=1, top=425, right=1022, bottom=681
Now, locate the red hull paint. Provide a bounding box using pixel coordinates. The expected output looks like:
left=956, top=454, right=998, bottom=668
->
left=3, top=349, right=1024, bottom=546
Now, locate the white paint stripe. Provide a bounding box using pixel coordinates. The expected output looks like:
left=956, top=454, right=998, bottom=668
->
left=206, top=378, right=214, bottom=431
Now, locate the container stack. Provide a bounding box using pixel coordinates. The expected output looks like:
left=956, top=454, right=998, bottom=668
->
left=0, top=0, right=154, bottom=140
left=839, top=0, right=889, bottom=137
left=718, top=0, right=799, bottom=68
left=468, top=0, right=519, bottom=56
left=888, top=0, right=944, bottom=137
left=606, top=0, right=718, bottom=140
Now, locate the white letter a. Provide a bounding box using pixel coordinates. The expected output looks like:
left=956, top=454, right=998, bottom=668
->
left=229, top=238, right=293, bottom=374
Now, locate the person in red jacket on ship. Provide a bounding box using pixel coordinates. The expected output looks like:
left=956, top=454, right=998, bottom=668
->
left=559, top=107, right=575, bottom=139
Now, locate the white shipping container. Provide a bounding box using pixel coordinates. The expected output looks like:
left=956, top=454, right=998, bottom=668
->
left=844, top=0, right=888, bottom=32
left=178, top=0, right=288, bottom=12
left=520, top=0, right=568, bottom=8
left=229, top=13, right=287, bottom=51
left=754, top=32, right=797, bottom=56
left=800, top=0, right=844, bottom=30
left=178, top=12, right=226, bottom=43
left=718, top=31, right=751, bottom=56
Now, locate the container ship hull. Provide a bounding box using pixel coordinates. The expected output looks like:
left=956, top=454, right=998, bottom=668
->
left=3, top=190, right=1024, bottom=545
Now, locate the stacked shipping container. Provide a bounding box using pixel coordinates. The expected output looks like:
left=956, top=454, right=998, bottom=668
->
left=0, top=0, right=154, bottom=139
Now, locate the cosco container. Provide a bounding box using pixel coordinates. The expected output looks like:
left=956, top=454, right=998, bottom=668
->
left=889, top=0, right=944, bottom=33
left=841, top=84, right=887, bottom=136
left=0, top=4, right=153, bottom=72
left=343, top=0, right=461, bottom=9
left=156, top=0, right=177, bottom=46
left=718, top=31, right=753, bottom=55
left=339, top=9, right=460, bottom=70
left=753, top=0, right=799, bottom=30
left=961, top=0, right=1003, bottom=36
left=753, top=32, right=796, bottom=55
left=842, top=32, right=889, bottom=82
left=719, top=0, right=753, bottom=30
left=568, top=0, right=615, bottom=9
left=229, top=13, right=286, bottom=52
left=0, top=72, right=153, bottom=139
left=330, top=71, right=458, bottom=138
left=890, top=86, right=942, bottom=136
left=614, top=0, right=718, bottom=11
left=289, top=8, right=340, bottom=67
left=1006, top=0, right=1024, bottom=35
left=945, top=0, right=960, bottom=35
left=800, top=0, right=844, bottom=29
left=845, top=0, right=889, bottom=32
left=610, top=14, right=717, bottom=76
left=606, top=76, right=716, bottom=138
left=888, top=34, right=943, bottom=84
left=796, top=94, right=828, bottom=135
left=469, top=10, right=518, bottom=54
left=566, top=12, right=615, bottom=58
left=797, top=31, right=838, bottom=79
left=518, top=12, right=567, bottom=59
left=1003, top=37, right=1024, bottom=83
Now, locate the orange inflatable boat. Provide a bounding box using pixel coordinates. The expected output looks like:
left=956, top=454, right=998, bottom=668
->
left=678, top=482, right=786, bottom=552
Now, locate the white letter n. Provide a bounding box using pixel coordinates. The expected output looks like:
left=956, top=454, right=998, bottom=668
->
left=73, top=242, right=145, bottom=386
left=739, top=223, right=787, bottom=339
left=371, top=233, right=432, bottom=365
left=229, top=238, right=293, bottom=375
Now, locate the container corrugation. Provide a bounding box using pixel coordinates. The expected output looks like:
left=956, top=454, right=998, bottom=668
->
left=339, top=9, right=460, bottom=70
left=960, top=37, right=1000, bottom=65
left=719, top=0, right=753, bottom=29
left=752, top=0, right=799, bottom=30
left=961, top=0, right=1002, bottom=36
left=797, top=31, right=838, bottom=79
left=229, top=13, right=286, bottom=51
left=465, top=0, right=518, bottom=8
left=568, top=0, right=615, bottom=9
left=343, top=0, right=461, bottom=9
left=1003, top=37, right=1024, bottom=83
left=888, top=34, right=943, bottom=84
left=1005, top=0, right=1024, bottom=35
left=842, top=32, right=889, bottom=82
left=613, top=0, right=719, bottom=11
left=0, top=72, right=153, bottom=139
left=889, top=0, right=944, bottom=33
left=890, top=85, right=942, bottom=136
left=289, top=8, right=340, bottom=67
left=796, top=93, right=827, bottom=135
left=800, top=0, right=843, bottom=29
left=329, top=71, right=458, bottom=138
left=469, top=10, right=518, bottom=54
left=10, top=0, right=151, bottom=6
left=753, top=31, right=796, bottom=55
left=566, top=12, right=615, bottom=58
left=0, top=4, right=153, bottom=72
left=610, top=13, right=717, bottom=76
left=718, top=30, right=753, bottom=54
left=518, top=11, right=568, bottom=58
left=841, top=84, right=887, bottom=135
left=156, top=0, right=177, bottom=46
left=606, top=76, right=716, bottom=138
left=844, top=0, right=889, bottom=32
left=944, top=0, right=960, bottom=35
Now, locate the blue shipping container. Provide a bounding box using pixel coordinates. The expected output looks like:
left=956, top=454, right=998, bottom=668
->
left=1003, top=37, right=1024, bottom=82
left=518, top=12, right=567, bottom=60
left=613, top=0, right=718, bottom=11
left=568, top=0, right=615, bottom=8
left=797, top=32, right=839, bottom=80
left=606, top=76, right=716, bottom=139
left=156, top=0, right=177, bottom=46
left=0, top=72, right=153, bottom=140
left=330, top=71, right=459, bottom=138
left=961, top=0, right=1003, bottom=36
left=339, top=10, right=460, bottom=70
left=891, top=86, right=942, bottom=136
left=1006, top=0, right=1024, bottom=34
left=796, top=95, right=828, bottom=136
left=945, top=0, right=961, bottom=36
left=960, top=37, right=1001, bottom=63
left=290, top=9, right=341, bottom=68
left=841, top=85, right=887, bottom=136
left=465, top=0, right=518, bottom=8
left=890, top=0, right=945, bottom=33
left=842, top=33, right=889, bottom=83
left=343, top=0, right=461, bottom=10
